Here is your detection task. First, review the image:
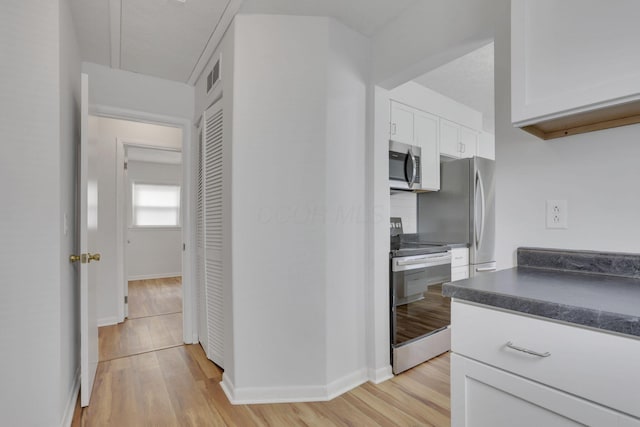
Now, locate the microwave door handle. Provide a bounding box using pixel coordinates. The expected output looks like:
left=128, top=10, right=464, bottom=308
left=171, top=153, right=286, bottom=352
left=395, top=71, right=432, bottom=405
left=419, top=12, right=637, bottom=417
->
left=406, top=149, right=417, bottom=188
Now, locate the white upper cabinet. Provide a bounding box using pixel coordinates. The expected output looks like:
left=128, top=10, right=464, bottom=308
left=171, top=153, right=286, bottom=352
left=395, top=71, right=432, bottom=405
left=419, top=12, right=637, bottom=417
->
left=459, top=126, right=478, bottom=158
left=439, top=119, right=459, bottom=158
left=390, top=101, right=414, bottom=145
left=478, top=131, right=495, bottom=160
left=440, top=119, right=478, bottom=159
left=414, top=110, right=440, bottom=191
left=390, top=101, right=440, bottom=191
left=512, top=0, right=640, bottom=140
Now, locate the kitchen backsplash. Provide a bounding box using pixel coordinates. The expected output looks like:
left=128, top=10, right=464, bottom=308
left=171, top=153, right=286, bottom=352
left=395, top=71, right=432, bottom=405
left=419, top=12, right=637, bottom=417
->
left=390, top=192, right=417, bottom=233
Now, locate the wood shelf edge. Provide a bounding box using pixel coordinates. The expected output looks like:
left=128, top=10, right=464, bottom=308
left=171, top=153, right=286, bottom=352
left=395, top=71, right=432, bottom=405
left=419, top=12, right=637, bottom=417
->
left=522, top=114, right=640, bottom=141
left=516, top=99, right=640, bottom=141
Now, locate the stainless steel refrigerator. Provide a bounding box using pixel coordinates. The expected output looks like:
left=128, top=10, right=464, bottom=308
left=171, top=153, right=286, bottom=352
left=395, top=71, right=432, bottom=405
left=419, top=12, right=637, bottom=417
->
left=417, top=157, right=496, bottom=275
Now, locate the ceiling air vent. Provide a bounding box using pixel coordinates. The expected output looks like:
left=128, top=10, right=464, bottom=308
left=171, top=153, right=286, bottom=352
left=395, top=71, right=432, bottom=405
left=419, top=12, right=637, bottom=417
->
left=207, top=58, right=221, bottom=94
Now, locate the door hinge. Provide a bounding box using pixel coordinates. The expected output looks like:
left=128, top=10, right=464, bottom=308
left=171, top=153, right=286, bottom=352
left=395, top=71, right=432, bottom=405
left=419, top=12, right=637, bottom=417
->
left=183, top=243, right=186, bottom=251
left=124, top=296, right=128, bottom=304
left=124, top=161, right=128, bottom=170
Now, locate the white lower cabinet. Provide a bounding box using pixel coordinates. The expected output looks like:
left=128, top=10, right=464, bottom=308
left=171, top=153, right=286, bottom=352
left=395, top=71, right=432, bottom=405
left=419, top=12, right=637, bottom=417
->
left=451, top=301, right=640, bottom=426
left=452, top=354, right=640, bottom=427
left=451, top=266, right=469, bottom=282
left=450, top=248, right=469, bottom=281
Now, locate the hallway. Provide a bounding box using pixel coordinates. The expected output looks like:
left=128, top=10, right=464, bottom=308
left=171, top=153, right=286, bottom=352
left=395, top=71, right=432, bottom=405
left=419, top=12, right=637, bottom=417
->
left=73, top=277, right=451, bottom=426
left=98, top=277, right=183, bottom=362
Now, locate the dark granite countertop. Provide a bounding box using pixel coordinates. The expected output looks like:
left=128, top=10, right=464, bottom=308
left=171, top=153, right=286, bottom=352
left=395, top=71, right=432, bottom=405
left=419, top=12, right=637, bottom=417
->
left=443, top=248, right=640, bottom=338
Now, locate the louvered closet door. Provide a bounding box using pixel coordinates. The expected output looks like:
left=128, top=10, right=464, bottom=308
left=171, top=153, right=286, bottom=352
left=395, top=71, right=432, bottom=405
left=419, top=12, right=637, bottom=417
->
left=202, top=100, right=224, bottom=367
left=196, top=124, right=208, bottom=355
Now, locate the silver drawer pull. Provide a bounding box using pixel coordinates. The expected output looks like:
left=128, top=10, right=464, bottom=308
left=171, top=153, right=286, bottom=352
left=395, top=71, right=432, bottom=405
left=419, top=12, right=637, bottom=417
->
left=505, top=341, right=551, bottom=358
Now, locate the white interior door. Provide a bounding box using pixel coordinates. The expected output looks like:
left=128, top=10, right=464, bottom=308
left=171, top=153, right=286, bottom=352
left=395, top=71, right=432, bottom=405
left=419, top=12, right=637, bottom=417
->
left=196, top=123, right=208, bottom=354
left=202, top=100, right=224, bottom=367
left=80, top=73, right=99, bottom=407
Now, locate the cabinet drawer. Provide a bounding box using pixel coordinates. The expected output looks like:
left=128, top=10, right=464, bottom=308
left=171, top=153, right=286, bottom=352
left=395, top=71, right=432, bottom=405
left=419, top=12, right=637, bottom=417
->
left=451, top=266, right=469, bottom=282
left=450, top=248, right=469, bottom=267
left=451, top=301, right=640, bottom=418
left=452, top=354, right=640, bottom=427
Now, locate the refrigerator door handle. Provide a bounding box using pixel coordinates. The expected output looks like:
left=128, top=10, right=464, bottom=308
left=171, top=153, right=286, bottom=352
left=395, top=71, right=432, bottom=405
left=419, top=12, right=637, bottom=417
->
left=475, top=170, right=486, bottom=251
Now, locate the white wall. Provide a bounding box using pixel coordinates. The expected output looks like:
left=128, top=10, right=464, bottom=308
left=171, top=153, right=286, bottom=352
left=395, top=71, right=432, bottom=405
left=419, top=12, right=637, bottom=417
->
left=82, top=62, right=194, bottom=120
left=390, top=192, right=417, bottom=233
left=89, top=117, right=182, bottom=325
left=372, top=0, right=501, bottom=89
left=126, top=161, right=182, bottom=280
left=325, top=17, right=369, bottom=392
left=389, top=81, right=483, bottom=131
left=59, top=0, right=82, bottom=424
left=231, top=14, right=328, bottom=396
left=0, top=1, right=80, bottom=425
left=222, top=14, right=369, bottom=402
left=492, top=2, right=640, bottom=268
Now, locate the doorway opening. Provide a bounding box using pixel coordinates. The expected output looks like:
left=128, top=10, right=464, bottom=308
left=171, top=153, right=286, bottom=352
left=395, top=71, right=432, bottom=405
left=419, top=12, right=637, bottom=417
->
left=87, top=112, right=194, bottom=362
left=371, top=40, right=496, bottom=377
left=122, top=144, right=183, bottom=317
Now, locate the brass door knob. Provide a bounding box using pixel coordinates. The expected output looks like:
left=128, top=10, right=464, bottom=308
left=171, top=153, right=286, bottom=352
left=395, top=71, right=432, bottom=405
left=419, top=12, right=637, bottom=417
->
left=88, top=253, right=101, bottom=262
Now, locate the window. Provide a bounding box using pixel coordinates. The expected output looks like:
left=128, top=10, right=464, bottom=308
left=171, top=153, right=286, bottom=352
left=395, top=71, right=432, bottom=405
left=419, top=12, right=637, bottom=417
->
left=132, top=183, right=181, bottom=227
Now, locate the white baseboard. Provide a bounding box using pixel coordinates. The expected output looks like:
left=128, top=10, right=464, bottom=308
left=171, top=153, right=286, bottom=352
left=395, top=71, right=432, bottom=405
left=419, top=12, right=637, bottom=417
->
left=127, top=272, right=182, bottom=281
left=60, top=368, right=80, bottom=427
left=368, top=365, right=394, bottom=384
left=326, top=368, right=368, bottom=399
left=97, top=316, right=120, bottom=327
left=221, top=369, right=367, bottom=405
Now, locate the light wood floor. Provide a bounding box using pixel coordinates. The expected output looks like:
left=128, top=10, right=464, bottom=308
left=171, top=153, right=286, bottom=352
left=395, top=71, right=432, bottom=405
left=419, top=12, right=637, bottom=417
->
left=98, top=277, right=183, bottom=362
left=128, top=276, right=182, bottom=319
left=76, top=277, right=451, bottom=426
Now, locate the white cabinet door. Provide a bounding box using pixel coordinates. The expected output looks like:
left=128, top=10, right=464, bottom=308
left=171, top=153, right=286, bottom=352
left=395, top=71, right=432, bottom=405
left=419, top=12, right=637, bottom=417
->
left=451, top=266, right=469, bottom=282
left=511, top=1, right=640, bottom=139
left=478, top=131, right=495, bottom=160
left=459, top=126, right=478, bottom=158
left=390, top=101, right=414, bottom=145
left=451, top=248, right=470, bottom=282
left=414, top=111, right=439, bottom=191
left=452, top=301, right=640, bottom=418
left=439, top=119, right=460, bottom=158
left=451, top=247, right=469, bottom=267
left=441, top=120, right=478, bottom=159
left=451, top=354, right=640, bottom=427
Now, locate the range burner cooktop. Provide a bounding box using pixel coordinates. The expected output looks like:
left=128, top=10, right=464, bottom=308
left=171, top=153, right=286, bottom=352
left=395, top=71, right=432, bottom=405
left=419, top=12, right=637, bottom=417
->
left=390, top=234, right=450, bottom=257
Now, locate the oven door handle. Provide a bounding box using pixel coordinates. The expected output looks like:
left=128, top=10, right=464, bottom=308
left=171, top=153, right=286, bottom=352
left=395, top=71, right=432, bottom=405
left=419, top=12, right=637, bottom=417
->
left=396, top=254, right=451, bottom=267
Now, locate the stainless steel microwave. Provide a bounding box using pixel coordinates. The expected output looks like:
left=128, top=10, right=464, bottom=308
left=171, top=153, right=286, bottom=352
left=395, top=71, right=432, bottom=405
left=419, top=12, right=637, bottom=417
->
left=389, top=141, right=421, bottom=190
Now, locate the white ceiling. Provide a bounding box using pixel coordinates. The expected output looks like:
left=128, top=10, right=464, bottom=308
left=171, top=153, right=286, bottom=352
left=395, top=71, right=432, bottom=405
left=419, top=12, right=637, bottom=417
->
left=70, top=0, right=233, bottom=83
left=127, top=146, right=182, bottom=165
left=413, top=43, right=495, bottom=133
left=239, top=0, right=419, bottom=37
left=70, top=0, right=419, bottom=84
